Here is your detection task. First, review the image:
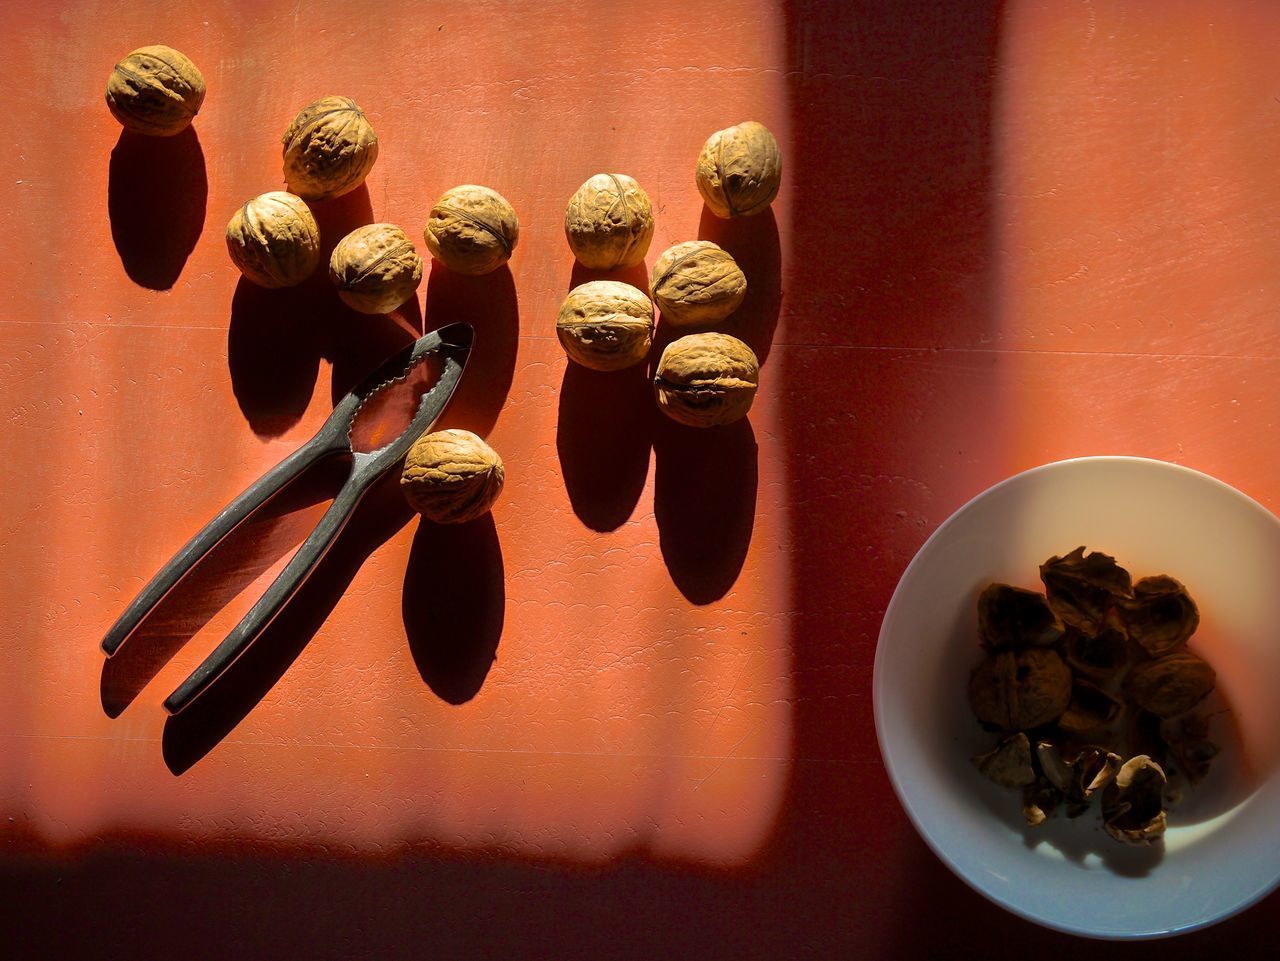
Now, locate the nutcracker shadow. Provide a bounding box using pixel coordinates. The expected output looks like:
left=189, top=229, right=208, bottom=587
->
left=421, top=263, right=519, bottom=437
left=99, top=457, right=349, bottom=718
left=161, top=471, right=415, bottom=774
left=696, top=206, right=782, bottom=365
left=403, top=514, right=505, bottom=705
left=107, top=128, right=207, bottom=291
left=556, top=362, right=654, bottom=532
left=653, top=416, right=758, bottom=604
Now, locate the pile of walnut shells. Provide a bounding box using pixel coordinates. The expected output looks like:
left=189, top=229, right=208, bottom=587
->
left=968, top=547, right=1220, bottom=845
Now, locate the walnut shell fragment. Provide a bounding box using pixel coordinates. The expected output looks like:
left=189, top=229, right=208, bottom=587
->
left=106, top=45, right=206, bottom=136
left=967, top=648, right=1072, bottom=732
left=1126, top=651, right=1216, bottom=719
left=282, top=96, right=379, bottom=201
left=972, top=733, right=1036, bottom=789
left=650, top=241, right=747, bottom=327
left=556, top=281, right=654, bottom=371
left=977, top=583, right=1064, bottom=652
left=1102, top=756, right=1168, bottom=845
left=1064, top=624, right=1131, bottom=681
left=564, top=173, right=654, bottom=270
left=400, top=429, right=504, bottom=524
left=653, top=332, right=759, bottom=428
left=424, top=185, right=519, bottom=276
left=1058, top=679, right=1125, bottom=735
left=1021, top=776, right=1060, bottom=826
left=1162, top=714, right=1220, bottom=787
left=696, top=120, right=782, bottom=218
left=1124, top=575, right=1199, bottom=657
left=225, top=191, right=320, bottom=288
left=1036, top=741, right=1122, bottom=817
left=1040, top=546, right=1133, bottom=635
left=328, top=224, right=423, bottom=315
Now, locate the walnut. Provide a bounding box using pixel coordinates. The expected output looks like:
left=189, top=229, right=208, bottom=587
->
left=972, top=733, right=1036, bottom=789
left=1057, top=679, right=1124, bottom=735
left=556, top=281, right=654, bottom=371
left=328, top=224, right=423, bottom=314
left=1063, top=624, right=1131, bottom=681
left=1102, top=756, right=1168, bottom=844
left=653, top=332, right=758, bottom=428
left=1039, top=546, right=1133, bottom=635
left=1124, top=575, right=1199, bottom=657
left=967, top=648, right=1072, bottom=732
left=649, top=241, right=747, bottom=326
left=695, top=121, right=782, bottom=218
left=282, top=96, right=379, bottom=201
left=423, top=185, right=519, bottom=275
left=225, top=192, right=320, bottom=288
left=105, top=45, right=206, bottom=136
left=564, top=173, right=654, bottom=269
left=977, top=583, right=1063, bottom=652
left=1126, top=651, right=1216, bottom=718
left=401, top=429, right=504, bottom=524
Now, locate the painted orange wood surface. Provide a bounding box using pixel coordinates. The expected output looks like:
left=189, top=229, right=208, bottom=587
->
left=3, top=0, right=1280, bottom=957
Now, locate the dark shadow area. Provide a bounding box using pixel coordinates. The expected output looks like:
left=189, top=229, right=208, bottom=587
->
left=422, top=262, right=519, bottom=437
left=99, top=457, right=349, bottom=719
left=556, top=363, right=654, bottom=532
left=162, top=472, right=415, bottom=774
left=696, top=207, right=782, bottom=364
left=652, top=416, right=758, bottom=604
left=107, top=128, right=207, bottom=290
left=569, top=260, right=651, bottom=292
left=403, top=514, right=505, bottom=704
left=328, top=296, right=424, bottom=402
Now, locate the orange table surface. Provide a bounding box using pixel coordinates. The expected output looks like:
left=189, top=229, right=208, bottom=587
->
left=4, top=0, right=1280, bottom=957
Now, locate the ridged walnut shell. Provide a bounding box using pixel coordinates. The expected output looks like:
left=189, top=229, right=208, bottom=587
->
left=650, top=241, right=747, bottom=326
left=564, top=174, right=654, bottom=270
left=654, top=332, right=758, bottom=428
left=328, top=224, right=422, bottom=314
left=105, top=45, right=206, bottom=136
left=695, top=120, right=782, bottom=218
left=281, top=96, right=379, bottom=201
left=967, top=648, right=1072, bottom=732
left=1126, top=650, right=1216, bottom=718
left=225, top=192, right=320, bottom=288
left=556, top=281, right=654, bottom=371
left=401, top=429, right=504, bottom=524
left=424, top=184, right=519, bottom=276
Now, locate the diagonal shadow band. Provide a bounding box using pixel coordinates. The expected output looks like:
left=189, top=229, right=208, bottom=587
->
left=161, top=472, right=415, bottom=774
left=107, top=128, right=207, bottom=291
left=695, top=206, right=782, bottom=366
left=403, top=513, right=505, bottom=705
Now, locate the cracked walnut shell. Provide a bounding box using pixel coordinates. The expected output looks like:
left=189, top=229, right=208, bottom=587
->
left=564, top=174, right=654, bottom=270
left=557, top=281, right=654, bottom=371
left=282, top=96, right=379, bottom=201
left=424, top=185, right=519, bottom=276
left=328, top=224, right=422, bottom=314
left=967, top=647, right=1072, bottom=732
left=401, top=429, right=504, bottom=524
left=650, top=241, right=747, bottom=326
left=696, top=121, right=782, bottom=218
left=654, top=332, right=759, bottom=428
left=225, top=192, right=320, bottom=288
left=106, top=45, right=206, bottom=136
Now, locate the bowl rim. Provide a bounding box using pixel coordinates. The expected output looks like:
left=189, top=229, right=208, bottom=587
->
left=872, top=454, right=1280, bottom=940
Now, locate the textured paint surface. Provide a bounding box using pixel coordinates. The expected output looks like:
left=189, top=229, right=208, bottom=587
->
left=3, top=0, right=1280, bottom=957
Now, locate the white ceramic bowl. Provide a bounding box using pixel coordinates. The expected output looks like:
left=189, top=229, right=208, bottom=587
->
left=874, top=456, right=1280, bottom=939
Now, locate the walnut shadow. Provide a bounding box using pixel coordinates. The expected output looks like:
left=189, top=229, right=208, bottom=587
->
left=696, top=206, right=782, bottom=365
left=421, top=262, right=519, bottom=437
left=161, top=471, right=415, bottom=774
left=556, top=362, right=654, bottom=532
left=107, top=128, right=207, bottom=291
left=569, top=260, right=651, bottom=292
left=403, top=514, right=505, bottom=704
left=100, top=457, right=349, bottom=719
left=653, top=416, right=758, bottom=605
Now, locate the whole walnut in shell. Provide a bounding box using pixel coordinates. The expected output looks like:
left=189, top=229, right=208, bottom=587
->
left=564, top=174, right=654, bottom=270
left=695, top=121, right=782, bottom=218
left=225, top=192, right=320, bottom=288
left=654, top=332, right=758, bottom=428
left=967, top=648, right=1072, bottom=732
left=401, top=429, right=504, bottom=524
left=424, top=185, right=519, bottom=275
left=556, top=281, right=654, bottom=371
left=650, top=241, right=747, bottom=326
left=282, top=96, right=378, bottom=201
left=105, top=45, right=206, bottom=136
left=328, top=224, right=422, bottom=314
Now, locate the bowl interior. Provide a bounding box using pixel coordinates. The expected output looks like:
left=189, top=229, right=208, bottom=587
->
left=875, top=457, right=1280, bottom=939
